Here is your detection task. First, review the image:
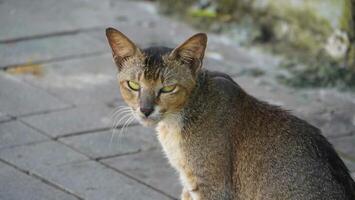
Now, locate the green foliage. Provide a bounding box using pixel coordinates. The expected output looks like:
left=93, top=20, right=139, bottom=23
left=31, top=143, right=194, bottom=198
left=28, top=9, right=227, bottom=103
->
left=278, top=57, right=355, bottom=90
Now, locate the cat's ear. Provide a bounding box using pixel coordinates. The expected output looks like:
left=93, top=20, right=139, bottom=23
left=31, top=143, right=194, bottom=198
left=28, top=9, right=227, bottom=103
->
left=170, top=33, right=207, bottom=74
left=106, top=28, right=141, bottom=70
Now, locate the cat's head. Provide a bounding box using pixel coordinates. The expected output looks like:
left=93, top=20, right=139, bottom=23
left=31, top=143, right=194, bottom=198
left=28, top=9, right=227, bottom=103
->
left=106, top=27, right=207, bottom=126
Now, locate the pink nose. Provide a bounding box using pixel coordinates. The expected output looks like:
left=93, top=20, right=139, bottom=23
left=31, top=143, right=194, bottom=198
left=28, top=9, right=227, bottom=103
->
left=140, top=107, right=154, bottom=117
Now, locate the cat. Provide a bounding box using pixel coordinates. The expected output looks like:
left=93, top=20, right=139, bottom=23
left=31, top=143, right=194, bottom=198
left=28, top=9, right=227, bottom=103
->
left=105, top=27, right=355, bottom=200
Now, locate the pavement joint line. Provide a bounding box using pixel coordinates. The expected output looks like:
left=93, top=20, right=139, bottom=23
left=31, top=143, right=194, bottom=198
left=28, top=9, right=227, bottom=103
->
left=54, top=123, right=139, bottom=140
left=0, top=157, right=84, bottom=200
left=95, top=149, right=143, bottom=161
left=54, top=139, right=177, bottom=200
left=16, top=104, right=75, bottom=119
left=98, top=161, right=178, bottom=200
left=54, top=127, right=112, bottom=140
left=0, top=26, right=105, bottom=44
left=0, top=139, right=50, bottom=151
left=97, top=146, right=158, bottom=161
left=1, top=51, right=110, bottom=70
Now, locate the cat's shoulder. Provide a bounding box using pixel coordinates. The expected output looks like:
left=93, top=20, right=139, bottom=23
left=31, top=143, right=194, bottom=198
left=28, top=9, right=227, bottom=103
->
left=205, top=70, right=243, bottom=94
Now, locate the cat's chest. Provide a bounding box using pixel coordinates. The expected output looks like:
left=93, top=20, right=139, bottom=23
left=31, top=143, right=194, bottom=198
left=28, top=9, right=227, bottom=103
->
left=156, top=116, right=198, bottom=192
left=156, top=117, right=185, bottom=170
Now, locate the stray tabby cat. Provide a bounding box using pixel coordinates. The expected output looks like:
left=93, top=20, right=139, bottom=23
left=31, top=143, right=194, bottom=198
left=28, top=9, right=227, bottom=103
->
left=106, top=27, right=355, bottom=200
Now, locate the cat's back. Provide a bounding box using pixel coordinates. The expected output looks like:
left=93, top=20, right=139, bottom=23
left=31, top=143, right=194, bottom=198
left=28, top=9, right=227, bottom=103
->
left=227, top=88, right=355, bottom=199
left=204, top=70, right=355, bottom=199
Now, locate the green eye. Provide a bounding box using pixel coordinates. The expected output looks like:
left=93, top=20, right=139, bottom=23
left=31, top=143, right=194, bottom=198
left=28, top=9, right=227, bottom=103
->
left=127, top=81, right=140, bottom=91
left=161, top=85, right=176, bottom=93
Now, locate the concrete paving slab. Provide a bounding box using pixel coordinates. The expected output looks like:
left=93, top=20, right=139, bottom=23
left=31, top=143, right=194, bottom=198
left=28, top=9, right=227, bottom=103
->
left=60, top=126, right=157, bottom=159
left=0, top=120, right=48, bottom=150
left=103, top=149, right=181, bottom=199
left=42, top=160, right=171, bottom=200
left=0, top=111, right=11, bottom=123
left=0, top=141, right=88, bottom=172
left=0, top=72, right=70, bottom=116
left=15, top=54, right=122, bottom=105
left=330, top=135, right=355, bottom=171
left=0, top=141, right=169, bottom=199
left=296, top=91, right=355, bottom=138
left=330, top=135, right=355, bottom=158
left=0, top=162, right=78, bottom=200
left=21, top=104, right=113, bottom=138
left=0, top=31, right=107, bottom=68
left=0, top=0, right=164, bottom=41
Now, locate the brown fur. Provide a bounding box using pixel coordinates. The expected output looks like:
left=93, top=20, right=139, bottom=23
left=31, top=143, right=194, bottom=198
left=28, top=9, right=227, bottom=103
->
left=106, top=28, right=355, bottom=200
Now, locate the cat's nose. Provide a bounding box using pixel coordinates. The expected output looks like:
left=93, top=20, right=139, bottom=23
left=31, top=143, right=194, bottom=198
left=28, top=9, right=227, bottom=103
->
left=140, top=107, right=154, bottom=117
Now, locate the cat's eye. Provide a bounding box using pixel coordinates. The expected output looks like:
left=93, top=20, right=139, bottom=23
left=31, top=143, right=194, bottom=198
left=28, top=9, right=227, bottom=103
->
left=127, top=81, right=140, bottom=91
left=160, top=85, right=176, bottom=93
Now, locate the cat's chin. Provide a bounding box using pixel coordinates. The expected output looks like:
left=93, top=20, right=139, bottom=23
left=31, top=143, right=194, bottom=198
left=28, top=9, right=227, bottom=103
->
left=138, top=118, right=159, bottom=127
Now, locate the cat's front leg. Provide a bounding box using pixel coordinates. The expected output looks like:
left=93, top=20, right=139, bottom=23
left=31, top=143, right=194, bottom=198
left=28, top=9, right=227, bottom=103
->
left=181, top=187, right=192, bottom=200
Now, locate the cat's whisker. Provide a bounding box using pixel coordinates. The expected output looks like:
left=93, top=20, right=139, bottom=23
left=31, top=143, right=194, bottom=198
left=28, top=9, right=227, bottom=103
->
left=111, top=110, right=132, bottom=130
left=109, top=112, right=133, bottom=148
left=119, top=114, right=135, bottom=136
left=110, top=106, right=131, bottom=119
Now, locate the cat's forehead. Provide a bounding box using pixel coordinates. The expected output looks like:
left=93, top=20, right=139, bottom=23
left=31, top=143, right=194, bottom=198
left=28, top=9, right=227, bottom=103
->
left=141, top=46, right=172, bottom=80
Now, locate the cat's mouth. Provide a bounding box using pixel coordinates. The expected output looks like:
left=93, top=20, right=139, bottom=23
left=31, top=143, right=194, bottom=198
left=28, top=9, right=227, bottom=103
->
left=138, top=117, right=159, bottom=127
left=134, top=108, right=161, bottom=127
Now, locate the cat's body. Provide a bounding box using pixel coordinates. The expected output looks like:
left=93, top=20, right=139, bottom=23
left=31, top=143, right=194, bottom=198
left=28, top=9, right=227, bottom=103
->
left=158, top=70, right=355, bottom=199
left=105, top=28, right=355, bottom=200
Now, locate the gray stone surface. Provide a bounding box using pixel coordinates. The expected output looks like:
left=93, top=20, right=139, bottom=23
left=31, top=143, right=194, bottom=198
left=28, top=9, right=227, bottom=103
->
left=21, top=104, right=113, bottom=138
left=0, top=141, right=169, bottom=200
left=0, top=31, right=107, bottom=68
left=103, top=149, right=181, bottom=199
left=17, top=54, right=122, bottom=105
left=41, top=160, right=170, bottom=200
left=0, top=141, right=88, bottom=172
left=0, top=72, right=70, bottom=116
left=330, top=135, right=355, bottom=171
left=331, top=135, right=355, bottom=157
left=60, top=126, right=157, bottom=159
left=0, top=120, right=48, bottom=150
left=0, top=111, right=11, bottom=123
left=0, top=0, right=161, bottom=41
left=0, top=162, right=78, bottom=200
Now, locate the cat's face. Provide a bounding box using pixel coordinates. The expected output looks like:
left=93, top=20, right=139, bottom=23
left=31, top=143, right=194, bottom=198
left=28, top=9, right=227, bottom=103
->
left=106, top=28, right=207, bottom=126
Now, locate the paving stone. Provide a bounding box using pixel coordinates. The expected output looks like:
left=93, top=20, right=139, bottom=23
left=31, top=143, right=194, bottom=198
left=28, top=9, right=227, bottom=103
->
left=0, top=120, right=48, bottom=150
left=297, top=91, right=355, bottom=138
left=0, top=141, right=88, bottom=172
left=42, top=160, right=170, bottom=200
left=0, top=0, right=164, bottom=41
left=330, top=135, right=355, bottom=157
left=0, top=141, right=169, bottom=199
left=16, top=54, right=122, bottom=105
left=59, top=125, right=157, bottom=159
left=0, top=111, right=11, bottom=123
left=21, top=104, right=113, bottom=138
left=329, top=135, right=355, bottom=171
left=0, top=31, right=107, bottom=68
left=0, top=162, right=78, bottom=200
left=103, top=149, right=181, bottom=199
left=0, top=72, right=70, bottom=116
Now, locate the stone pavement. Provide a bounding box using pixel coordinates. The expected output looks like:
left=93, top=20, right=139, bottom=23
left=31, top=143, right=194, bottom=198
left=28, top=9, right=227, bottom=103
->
left=0, top=0, right=354, bottom=199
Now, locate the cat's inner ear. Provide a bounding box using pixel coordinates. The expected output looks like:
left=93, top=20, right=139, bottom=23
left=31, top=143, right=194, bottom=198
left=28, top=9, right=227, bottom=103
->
left=105, top=28, right=141, bottom=69
left=170, top=33, right=207, bottom=74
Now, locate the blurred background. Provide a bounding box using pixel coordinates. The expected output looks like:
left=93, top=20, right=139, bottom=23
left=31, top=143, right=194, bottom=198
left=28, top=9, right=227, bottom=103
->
left=0, top=0, right=354, bottom=199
